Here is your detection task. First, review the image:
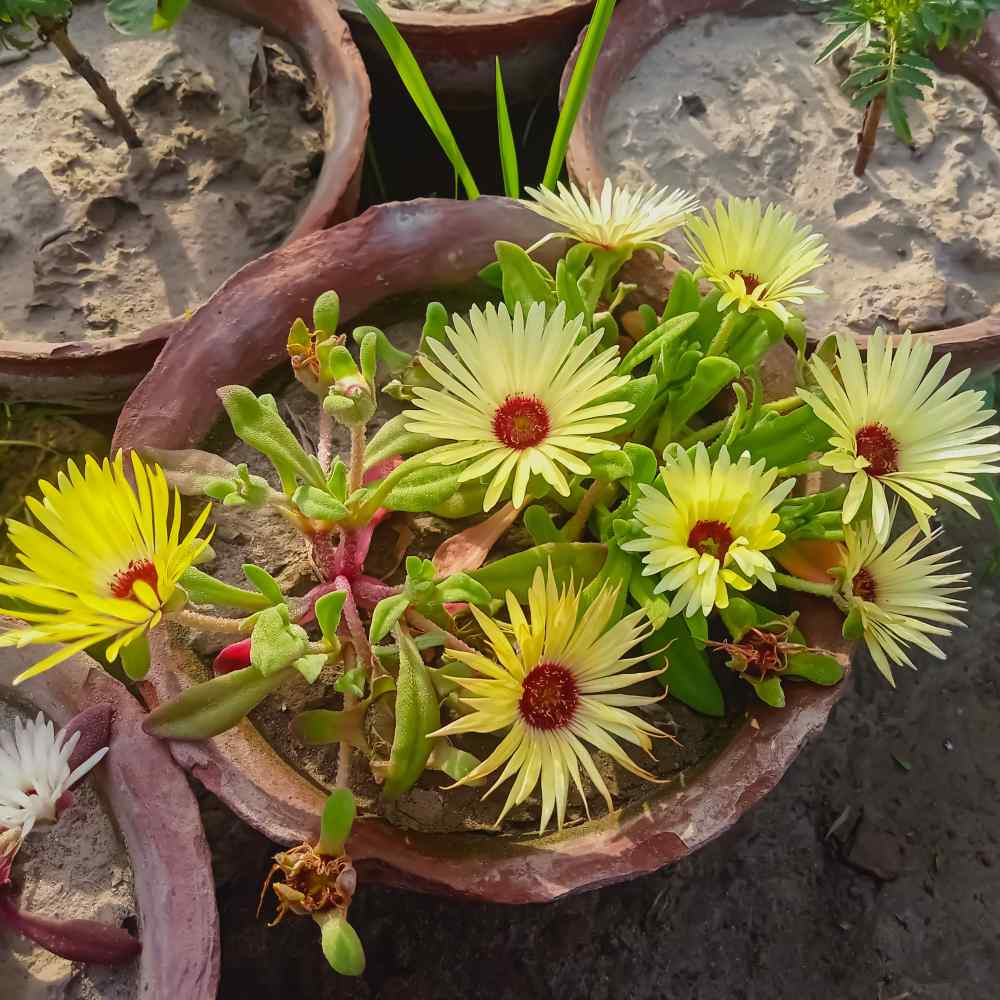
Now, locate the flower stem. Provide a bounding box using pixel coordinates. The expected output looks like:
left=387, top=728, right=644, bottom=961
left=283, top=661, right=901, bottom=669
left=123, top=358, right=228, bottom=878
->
left=169, top=609, right=249, bottom=634
left=335, top=577, right=376, bottom=672
left=680, top=396, right=804, bottom=447
left=773, top=572, right=836, bottom=598
left=707, top=311, right=738, bottom=356
left=562, top=479, right=615, bottom=542
left=854, top=92, right=885, bottom=178
left=317, top=408, right=335, bottom=474
left=349, top=425, right=366, bottom=494
left=405, top=608, right=475, bottom=654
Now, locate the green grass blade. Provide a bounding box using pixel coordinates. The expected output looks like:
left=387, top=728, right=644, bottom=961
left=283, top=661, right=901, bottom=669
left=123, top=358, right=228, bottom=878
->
left=356, top=0, right=479, bottom=199
left=495, top=59, right=520, bottom=198
left=543, top=0, right=617, bottom=190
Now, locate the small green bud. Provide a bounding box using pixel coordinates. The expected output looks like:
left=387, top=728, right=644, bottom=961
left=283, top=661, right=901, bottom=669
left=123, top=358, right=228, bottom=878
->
left=313, top=290, right=341, bottom=336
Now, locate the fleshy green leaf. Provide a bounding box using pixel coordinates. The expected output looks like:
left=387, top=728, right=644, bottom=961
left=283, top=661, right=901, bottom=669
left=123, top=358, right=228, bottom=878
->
left=315, top=591, right=347, bottom=644
left=644, top=616, right=724, bottom=717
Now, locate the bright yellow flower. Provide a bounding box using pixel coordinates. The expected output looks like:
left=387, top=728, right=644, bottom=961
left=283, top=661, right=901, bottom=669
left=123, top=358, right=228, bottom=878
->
left=685, top=197, right=829, bottom=322
left=623, top=444, right=794, bottom=618
left=404, top=301, right=631, bottom=511
left=838, top=511, right=968, bottom=686
left=0, top=452, right=211, bottom=683
left=430, top=567, right=666, bottom=833
left=799, top=330, right=1000, bottom=542
left=521, top=179, right=699, bottom=254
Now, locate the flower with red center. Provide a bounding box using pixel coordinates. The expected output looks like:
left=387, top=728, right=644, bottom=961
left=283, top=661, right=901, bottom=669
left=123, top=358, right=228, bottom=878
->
left=0, top=712, right=108, bottom=840
left=430, top=566, right=668, bottom=833
left=404, top=302, right=632, bottom=510
left=837, top=509, right=968, bottom=686
left=520, top=179, right=699, bottom=254
left=0, top=452, right=212, bottom=683
left=623, top=444, right=795, bottom=618
left=685, top=197, right=829, bottom=322
left=799, top=330, right=1000, bottom=541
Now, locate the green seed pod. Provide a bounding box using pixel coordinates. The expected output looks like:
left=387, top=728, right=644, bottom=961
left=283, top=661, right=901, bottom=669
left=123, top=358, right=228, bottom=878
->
left=312, top=290, right=341, bottom=336
left=317, top=912, right=365, bottom=977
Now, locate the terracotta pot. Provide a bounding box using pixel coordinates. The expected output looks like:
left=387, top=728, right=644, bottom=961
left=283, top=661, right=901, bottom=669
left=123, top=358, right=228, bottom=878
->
left=0, top=0, right=370, bottom=407
left=340, top=0, right=594, bottom=108
left=0, top=620, right=220, bottom=997
left=562, top=1, right=1000, bottom=372
left=113, top=196, right=852, bottom=903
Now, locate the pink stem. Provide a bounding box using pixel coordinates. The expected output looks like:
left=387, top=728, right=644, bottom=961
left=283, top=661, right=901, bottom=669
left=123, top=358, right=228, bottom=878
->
left=352, top=575, right=403, bottom=608
left=405, top=608, right=475, bottom=654
left=334, top=576, right=375, bottom=671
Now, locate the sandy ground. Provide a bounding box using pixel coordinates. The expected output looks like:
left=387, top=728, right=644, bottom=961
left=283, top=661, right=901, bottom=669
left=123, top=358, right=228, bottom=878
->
left=207, top=501, right=1000, bottom=999
left=0, top=0, right=322, bottom=345
left=0, top=701, right=138, bottom=1000
left=604, top=12, right=1000, bottom=337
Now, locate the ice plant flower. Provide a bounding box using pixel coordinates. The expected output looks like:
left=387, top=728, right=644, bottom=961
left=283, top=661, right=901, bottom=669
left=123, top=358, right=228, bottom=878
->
left=798, top=330, right=1000, bottom=542
left=521, top=178, right=699, bottom=254
left=0, top=712, right=109, bottom=840
left=0, top=452, right=212, bottom=683
left=430, top=567, right=666, bottom=833
left=404, top=301, right=631, bottom=510
left=685, top=197, right=829, bottom=322
left=623, top=444, right=795, bottom=618
left=837, top=512, right=968, bottom=685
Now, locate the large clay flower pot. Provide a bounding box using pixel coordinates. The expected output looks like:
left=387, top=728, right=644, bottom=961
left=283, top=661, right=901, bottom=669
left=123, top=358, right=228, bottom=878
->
left=113, top=196, right=852, bottom=903
left=562, top=0, right=1000, bottom=371
left=0, top=620, right=220, bottom=997
left=0, top=0, right=370, bottom=406
left=340, top=0, right=594, bottom=108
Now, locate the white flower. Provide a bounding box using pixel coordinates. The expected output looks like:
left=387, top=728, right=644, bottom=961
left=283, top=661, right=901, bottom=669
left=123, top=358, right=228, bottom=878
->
left=521, top=179, right=699, bottom=254
left=404, top=301, right=631, bottom=510
left=799, top=330, right=1000, bottom=542
left=0, top=712, right=109, bottom=840
left=838, top=512, right=968, bottom=686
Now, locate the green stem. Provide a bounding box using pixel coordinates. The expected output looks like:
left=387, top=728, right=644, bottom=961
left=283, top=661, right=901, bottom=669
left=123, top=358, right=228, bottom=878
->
left=707, top=311, right=738, bottom=356
left=405, top=609, right=475, bottom=654
left=352, top=451, right=428, bottom=524
left=773, top=572, right=836, bottom=599
left=776, top=459, right=824, bottom=478
left=169, top=609, right=250, bottom=634
left=349, top=424, right=366, bottom=494
left=562, top=479, right=614, bottom=542
left=679, top=396, right=804, bottom=447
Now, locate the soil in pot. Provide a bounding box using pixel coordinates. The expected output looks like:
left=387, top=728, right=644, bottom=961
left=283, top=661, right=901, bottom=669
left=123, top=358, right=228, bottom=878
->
left=177, top=289, right=753, bottom=837
left=0, top=0, right=324, bottom=345
left=369, top=0, right=548, bottom=13
left=0, top=698, right=138, bottom=1000
left=603, top=11, right=1000, bottom=336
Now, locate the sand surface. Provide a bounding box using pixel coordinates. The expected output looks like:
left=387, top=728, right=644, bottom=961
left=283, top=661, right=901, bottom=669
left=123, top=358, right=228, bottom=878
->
left=0, top=700, right=138, bottom=1000
left=604, top=12, right=1000, bottom=336
left=0, top=0, right=322, bottom=345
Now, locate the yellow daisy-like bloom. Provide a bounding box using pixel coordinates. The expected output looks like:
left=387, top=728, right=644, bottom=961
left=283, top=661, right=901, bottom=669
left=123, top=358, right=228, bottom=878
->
left=521, top=178, right=699, bottom=254
left=798, top=330, right=1000, bottom=543
left=685, top=197, right=829, bottom=322
left=404, top=301, right=631, bottom=511
left=0, top=452, right=211, bottom=684
left=839, top=511, right=968, bottom=686
left=430, top=567, right=666, bottom=833
left=622, top=444, right=795, bottom=618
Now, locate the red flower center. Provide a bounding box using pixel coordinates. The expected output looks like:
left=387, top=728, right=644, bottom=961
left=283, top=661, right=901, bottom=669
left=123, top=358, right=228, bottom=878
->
left=854, top=423, right=899, bottom=477
left=687, top=519, right=734, bottom=562
left=852, top=568, right=878, bottom=602
left=519, top=661, right=579, bottom=730
left=492, top=395, right=550, bottom=450
left=110, top=559, right=159, bottom=601
left=730, top=269, right=762, bottom=294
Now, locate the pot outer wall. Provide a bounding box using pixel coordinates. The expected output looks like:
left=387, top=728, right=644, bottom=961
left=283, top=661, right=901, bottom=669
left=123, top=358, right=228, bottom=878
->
left=0, top=0, right=371, bottom=407
left=563, top=0, right=1000, bottom=372
left=340, top=0, right=594, bottom=109
left=114, top=196, right=852, bottom=904
left=0, top=620, right=220, bottom=999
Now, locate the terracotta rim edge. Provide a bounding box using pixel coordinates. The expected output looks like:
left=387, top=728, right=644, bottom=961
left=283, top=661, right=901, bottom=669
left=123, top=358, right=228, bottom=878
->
left=114, top=197, right=853, bottom=903
left=561, top=1, right=1000, bottom=371
left=0, top=618, right=221, bottom=999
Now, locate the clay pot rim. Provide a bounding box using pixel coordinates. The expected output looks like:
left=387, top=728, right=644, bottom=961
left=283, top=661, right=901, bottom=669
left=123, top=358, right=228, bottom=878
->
left=114, top=195, right=853, bottom=903
left=561, top=0, right=1000, bottom=367
left=339, top=0, right=591, bottom=31
left=0, top=618, right=220, bottom=998
left=0, top=0, right=370, bottom=386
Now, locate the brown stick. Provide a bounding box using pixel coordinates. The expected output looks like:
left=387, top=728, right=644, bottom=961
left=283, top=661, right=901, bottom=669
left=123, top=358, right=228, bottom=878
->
left=38, top=18, right=142, bottom=149
left=853, top=93, right=884, bottom=177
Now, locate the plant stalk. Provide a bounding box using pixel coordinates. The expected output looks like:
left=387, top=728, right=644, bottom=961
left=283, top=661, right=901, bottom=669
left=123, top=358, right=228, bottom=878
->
left=349, top=425, right=366, bottom=494
left=853, top=93, right=884, bottom=177
left=169, top=609, right=249, bottom=634
left=317, top=409, right=335, bottom=474
left=773, top=572, right=837, bottom=599
left=38, top=18, right=142, bottom=149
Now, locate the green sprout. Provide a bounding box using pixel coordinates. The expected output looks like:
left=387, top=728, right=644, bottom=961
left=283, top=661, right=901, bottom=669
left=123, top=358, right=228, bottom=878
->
left=815, top=0, right=1000, bottom=175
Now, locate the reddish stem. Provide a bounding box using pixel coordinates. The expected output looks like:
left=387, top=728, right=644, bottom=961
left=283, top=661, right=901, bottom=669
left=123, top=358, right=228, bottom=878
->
left=334, top=576, right=376, bottom=671
left=352, top=576, right=403, bottom=608
left=854, top=94, right=885, bottom=177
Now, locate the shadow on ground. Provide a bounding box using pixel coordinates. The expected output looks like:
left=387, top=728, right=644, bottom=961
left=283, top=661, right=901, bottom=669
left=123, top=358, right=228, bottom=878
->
left=207, top=511, right=1000, bottom=1000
